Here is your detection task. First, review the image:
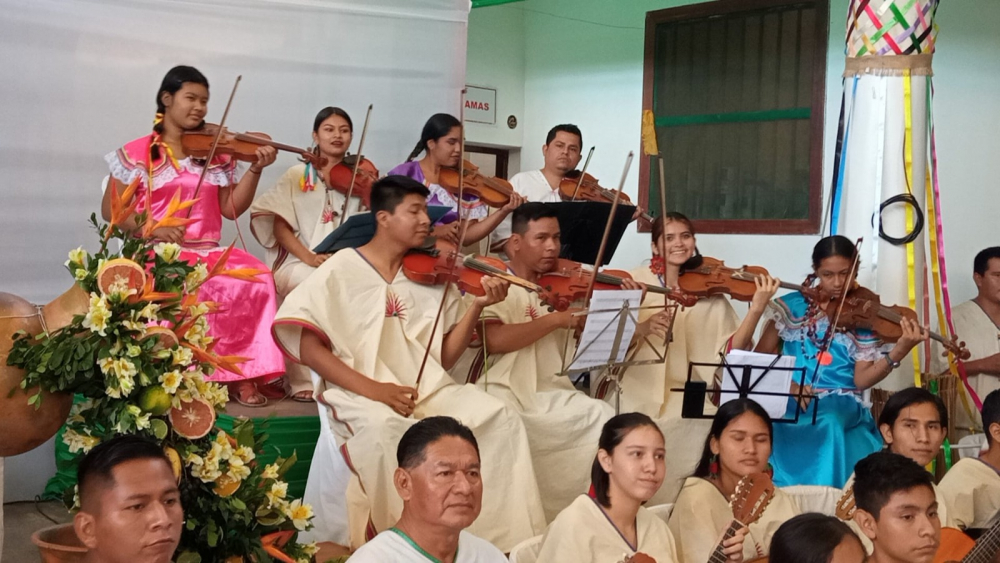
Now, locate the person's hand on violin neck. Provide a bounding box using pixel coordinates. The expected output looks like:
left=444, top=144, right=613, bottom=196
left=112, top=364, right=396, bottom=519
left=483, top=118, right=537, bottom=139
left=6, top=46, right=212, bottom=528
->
left=630, top=203, right=646, bottom=223
left=893, top=316, right=930, bottom=355
left=749, top=274, right=781, bottom=315
left=618, top=276, right=648, bottom=301
left=471, top=276, right=510, bottom=310
left=247, top=145, right=277, bottom=174
left=431, top=222, right=460, bottom=245
left=499, top=191, right=526, bottom=215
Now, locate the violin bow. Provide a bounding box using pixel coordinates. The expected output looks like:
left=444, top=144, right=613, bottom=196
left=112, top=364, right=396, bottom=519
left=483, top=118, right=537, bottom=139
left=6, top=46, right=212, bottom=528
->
left=582, top=151, right=634, bottom=310
left=339, top=103, right=373, bottom=225
left=414, top=89, right=471, bottom=392
left=655, top=154, right=675, bottom=348
left=806, top=236, right=864, bottom=390
left=184, top=75, right=242, bottom=220
left=570, top=146, right=596, bottom=202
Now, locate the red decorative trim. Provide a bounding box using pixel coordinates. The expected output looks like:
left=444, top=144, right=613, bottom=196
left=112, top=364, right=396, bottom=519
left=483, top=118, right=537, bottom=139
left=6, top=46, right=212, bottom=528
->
left=271, top=318, right=331, bottom=363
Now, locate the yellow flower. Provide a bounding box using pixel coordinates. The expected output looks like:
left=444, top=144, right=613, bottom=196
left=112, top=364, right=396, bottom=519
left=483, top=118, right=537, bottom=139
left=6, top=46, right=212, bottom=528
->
left=98, top=357, right=115, bottom=375
left=138, top=303, right=160, bottom=322
left=68, top=247, right=87, bottom=266
left=153, top=242, right=182, bottom=263
left=266, top=481, right=288, bottom=508
left=284, top=499, right=313, bottom=531
left=159, top=370, right=182, bottom=394
left=185, top=263, right=209, bottom=288
left=74, top=268, right=88, bottom=281
left=82, top=293, right=111, bottom=336
left=188, top=302, right=210, bottom=318
left=171, top=347, right=193, bottom=366
left=261, top=463, right=280, bottom=480
left=122, top=319, right=148, bottom=336
left=107, top=277, right=137, bottom=301
left=63, top=429, right=99, bottom=454
left=226, top=459, right=251, bottom=482
left=126, top=344, right=142, bottom=358
left=234, top=445, right=255, bottom=463
left=301, top=543, right=319, bottom=557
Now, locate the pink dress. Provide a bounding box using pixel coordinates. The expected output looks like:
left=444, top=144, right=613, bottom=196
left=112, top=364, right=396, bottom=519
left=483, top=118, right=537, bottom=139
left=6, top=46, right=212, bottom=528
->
left=105, top=135, right=284, bottom=383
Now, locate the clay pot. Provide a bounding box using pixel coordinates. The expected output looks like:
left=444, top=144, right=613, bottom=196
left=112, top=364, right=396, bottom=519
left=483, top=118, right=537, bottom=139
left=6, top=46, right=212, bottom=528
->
left=0, top=285, right=88, bottom=456
left=31, top=523, right=88, bottom=563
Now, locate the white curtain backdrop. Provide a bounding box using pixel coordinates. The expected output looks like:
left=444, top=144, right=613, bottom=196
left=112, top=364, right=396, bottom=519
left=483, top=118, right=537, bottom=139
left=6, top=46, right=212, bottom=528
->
left=0, top=0, right=470, bottom=303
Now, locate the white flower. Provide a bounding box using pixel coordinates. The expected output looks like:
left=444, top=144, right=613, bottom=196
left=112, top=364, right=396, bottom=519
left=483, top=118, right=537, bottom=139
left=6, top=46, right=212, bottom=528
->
left=188, top=302, right=210, bottom=318
left=107, top=277, right=137, bottom=301
left=153, top=242, right=182, bottom=263
left=234, top=445, right=255, bottom=463
left=74, top=268, right=88, bottom=281
left=135, top=412, right=151, bottom=430
left=159, top=370, right=182, bottom=394
left=72, top=485, right=81, bottom=510
left=63, top=429, right=99, bottom=454
left=266, top=481, right=288, bottom=508
left=82, top=293, right=111, bottom=336
left=226, top=457, right=251, bottom=482
left=301, top=543, right=319, bottom=557
left=171, top=347, right=193, bottom=366
left=284, top=499, right=313, bottom=531
left=138, top=303, right=160, bottom=322
left=122, top=319, right=148, bottom=336
left=68, top=247, right=87, bottom=266
left=261, top=463, right=280, bottom=480
left=126, top=344, right=142, bottom=358
left=185, top=263, right=209, bottom=288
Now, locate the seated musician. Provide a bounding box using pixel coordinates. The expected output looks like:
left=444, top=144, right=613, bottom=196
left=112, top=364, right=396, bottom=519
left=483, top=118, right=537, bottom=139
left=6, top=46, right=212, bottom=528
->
left=668, top=399, right=800, bottom=563
left=595, top=212, right=778, bottom=418
left=939, top=388, right=1000, bottom=530
left=840, top=387, right=954, bottom=552
left=74, top=435, right=183, bottom=563
left=536, top=413, right=720, bottom=563
left=250, top=106, right=367, bottom=402
left=101, top=65, right=285, bottom=407
left=744, top=235, right=928, bottom=487
left=768, top=513, right=866, bottom=563
left=452, top=202, right=616, bottom=520
left=347, top=417, right=507, bottom=563
left=852, top=451, right=941, bottom=563
left=388, top=113, right=522, bottom=246
left=951, top=246, right=1000, bottom=438
left=272, top=175, right=545, bottom=551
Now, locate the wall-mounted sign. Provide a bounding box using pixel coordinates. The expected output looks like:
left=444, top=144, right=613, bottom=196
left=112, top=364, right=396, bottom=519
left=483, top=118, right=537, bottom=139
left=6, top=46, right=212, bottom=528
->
left=464, top=85, right=496, bottom=125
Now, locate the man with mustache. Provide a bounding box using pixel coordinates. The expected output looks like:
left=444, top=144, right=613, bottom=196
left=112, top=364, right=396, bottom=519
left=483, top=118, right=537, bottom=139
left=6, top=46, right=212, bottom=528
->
left=74, top=436, right=183, bottom=563
left=347, top=417, right=507, bottom=562
left=852, top=451, right=942, bottom=563
left=274, top=175, right=545, bottom=552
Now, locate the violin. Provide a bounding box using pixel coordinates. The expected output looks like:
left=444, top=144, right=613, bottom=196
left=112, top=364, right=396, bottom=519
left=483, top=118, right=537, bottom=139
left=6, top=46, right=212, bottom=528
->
left=437, top=159, right=518, bottom=208
left=536, top=259, right=697, bottom=313
left=558, top=170, right=653, bottom=222
left=622, top=554, right=656, bottom=563
left=402, top=238, right=553, bottom=301
left=326, top=154, right=379, bottom=207
left=182, top=123, right=326, bottom=168
left=678, top=256, right=805, bottom=302
left=822, top=285, right=971, bottom=359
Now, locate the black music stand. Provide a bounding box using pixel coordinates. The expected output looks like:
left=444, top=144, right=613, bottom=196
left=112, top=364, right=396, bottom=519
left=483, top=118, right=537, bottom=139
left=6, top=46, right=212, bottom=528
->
left=312, top=206, right=451, bottom=254
left=675, top=356, right=816, bottom=424
left=544, top=201, right=635, bottom=265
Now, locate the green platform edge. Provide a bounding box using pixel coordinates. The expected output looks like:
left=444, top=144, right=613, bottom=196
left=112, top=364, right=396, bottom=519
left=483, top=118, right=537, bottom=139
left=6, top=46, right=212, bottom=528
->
left=216, top=413, right=320, bottom=500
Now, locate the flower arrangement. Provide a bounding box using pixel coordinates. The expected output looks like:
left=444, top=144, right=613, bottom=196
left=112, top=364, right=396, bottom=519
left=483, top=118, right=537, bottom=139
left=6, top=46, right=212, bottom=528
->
left=7, top=180, right=317, bottom=562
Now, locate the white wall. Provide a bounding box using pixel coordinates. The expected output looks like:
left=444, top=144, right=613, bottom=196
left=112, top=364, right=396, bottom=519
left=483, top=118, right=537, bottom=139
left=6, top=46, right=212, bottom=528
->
left=465, top=3, right=525, bottom=149
left=470, top=0, right=1000, bottom=306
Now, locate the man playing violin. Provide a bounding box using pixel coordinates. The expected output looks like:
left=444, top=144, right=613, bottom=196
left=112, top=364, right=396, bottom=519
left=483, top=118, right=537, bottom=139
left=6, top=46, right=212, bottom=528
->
left=951, top=247, right=1000, bottom=438
left=250, top=106, right=369, bottom=402
left=273, top=175, right=545, bottom=552
left=452, top=202, right=631, bottom=521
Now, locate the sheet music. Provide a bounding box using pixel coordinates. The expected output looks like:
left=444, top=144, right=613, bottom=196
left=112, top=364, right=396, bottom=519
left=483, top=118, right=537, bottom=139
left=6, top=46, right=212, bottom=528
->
left=568, top=289, right=642, bottom=371
left=720, top=350, right=796, bottom=419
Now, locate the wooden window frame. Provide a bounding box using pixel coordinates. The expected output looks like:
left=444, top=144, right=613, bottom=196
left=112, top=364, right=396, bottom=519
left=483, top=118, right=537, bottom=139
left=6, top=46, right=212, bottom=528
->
left=464, top=144, right=510, bottom=179
left=639, top=0, right=829, bottom=234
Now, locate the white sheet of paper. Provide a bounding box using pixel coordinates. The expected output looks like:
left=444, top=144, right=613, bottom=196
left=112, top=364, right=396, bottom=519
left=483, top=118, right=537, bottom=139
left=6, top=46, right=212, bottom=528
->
left=719, top=349, right=796, bottom=419
left=568, top=289, right=643, bottom=371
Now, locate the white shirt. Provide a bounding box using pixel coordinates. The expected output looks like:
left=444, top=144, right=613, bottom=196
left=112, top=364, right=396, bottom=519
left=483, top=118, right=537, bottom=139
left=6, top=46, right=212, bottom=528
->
left=347, top=529, right=508, bottom=563
left=490, top=169, right=562, bottom=248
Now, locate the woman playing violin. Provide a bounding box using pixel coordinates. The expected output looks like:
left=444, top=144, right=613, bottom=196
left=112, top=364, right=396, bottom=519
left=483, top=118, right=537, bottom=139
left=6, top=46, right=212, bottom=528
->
left=100, top=65, right=285, bottom=407
left=250, top=106, right=369, bottom=401
left=389, top=113, right=523, bottom=245
left=595, top=213, right=779, bottom=419
left=744, top=235, right=929, bottom=488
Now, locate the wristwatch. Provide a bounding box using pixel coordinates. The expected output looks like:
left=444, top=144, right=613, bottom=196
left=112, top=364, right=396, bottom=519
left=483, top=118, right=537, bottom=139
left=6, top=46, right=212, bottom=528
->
left=883, top=352, right=900, bottom=369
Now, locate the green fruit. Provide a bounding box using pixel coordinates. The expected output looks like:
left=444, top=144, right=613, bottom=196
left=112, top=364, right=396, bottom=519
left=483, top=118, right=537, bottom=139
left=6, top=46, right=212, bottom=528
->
left=139, top=385, right=173, bottom=415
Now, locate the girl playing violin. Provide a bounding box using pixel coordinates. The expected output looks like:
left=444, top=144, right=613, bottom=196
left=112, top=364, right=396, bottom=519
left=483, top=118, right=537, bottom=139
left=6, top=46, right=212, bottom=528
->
left=100, top=65, right=285, bottom=407
left=745, top=235, right=929, bottom=487
left=596, top=213, right=779, bottom=418
left=388, top=113, right=523, bottom=245
left=669, top=399, right=800, bottom=563
left=250, top=107, right=368, bottom=401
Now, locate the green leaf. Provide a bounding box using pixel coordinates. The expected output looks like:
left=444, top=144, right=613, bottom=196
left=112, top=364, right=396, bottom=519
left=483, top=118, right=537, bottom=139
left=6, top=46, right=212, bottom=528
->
left=277, top=451, right=297, bottom=478
left=230, top=497, right=246, bottom=511
left=150, top=418, right=168, bottom=440
left=176, top=551, right=201, bottom=563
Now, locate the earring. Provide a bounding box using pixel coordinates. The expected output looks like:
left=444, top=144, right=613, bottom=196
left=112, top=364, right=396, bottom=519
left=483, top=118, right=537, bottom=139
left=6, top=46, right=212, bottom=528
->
left=765, top=462, right=774, bottom=479
left=709, top=454, right=719, bottom=477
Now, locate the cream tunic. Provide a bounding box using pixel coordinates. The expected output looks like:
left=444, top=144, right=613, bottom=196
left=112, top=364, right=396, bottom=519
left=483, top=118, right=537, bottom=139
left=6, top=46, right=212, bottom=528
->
left=938, top=457, right=1000, bottom=530
left=951, top=300, right=1000, bottom=435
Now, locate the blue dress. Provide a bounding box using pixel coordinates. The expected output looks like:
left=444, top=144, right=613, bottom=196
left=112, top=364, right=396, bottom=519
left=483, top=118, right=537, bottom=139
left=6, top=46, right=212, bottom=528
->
left=768, top=292, right=884, bottom=488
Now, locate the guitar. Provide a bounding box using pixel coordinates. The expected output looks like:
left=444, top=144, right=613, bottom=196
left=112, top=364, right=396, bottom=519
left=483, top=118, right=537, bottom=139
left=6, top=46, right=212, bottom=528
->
left=835, top=485, right=856, bottom=521
left=707, top=472, right=776, bottom=563
left=933, top=508, right=1000, bottom=563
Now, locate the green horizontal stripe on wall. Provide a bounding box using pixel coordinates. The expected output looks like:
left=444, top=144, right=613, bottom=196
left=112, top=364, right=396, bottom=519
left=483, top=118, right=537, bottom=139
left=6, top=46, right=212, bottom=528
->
left=655, top=107, right=811, bottom=127
left=472, top=0, right=524, bottom=8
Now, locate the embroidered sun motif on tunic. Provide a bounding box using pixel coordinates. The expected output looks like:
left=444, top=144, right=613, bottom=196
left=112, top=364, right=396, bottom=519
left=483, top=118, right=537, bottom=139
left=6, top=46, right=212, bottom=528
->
left=320, top=207, right=335, bottom=224
left=525, top=305, right=540, bottom=320
left=385, top=291, right=407, bottom=320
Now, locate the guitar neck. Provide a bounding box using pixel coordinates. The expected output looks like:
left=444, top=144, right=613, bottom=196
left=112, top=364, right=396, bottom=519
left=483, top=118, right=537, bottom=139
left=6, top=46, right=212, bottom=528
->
left=963, top=510, right=1000, bottom=563
left=707, top=519, right=743, bottom=563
